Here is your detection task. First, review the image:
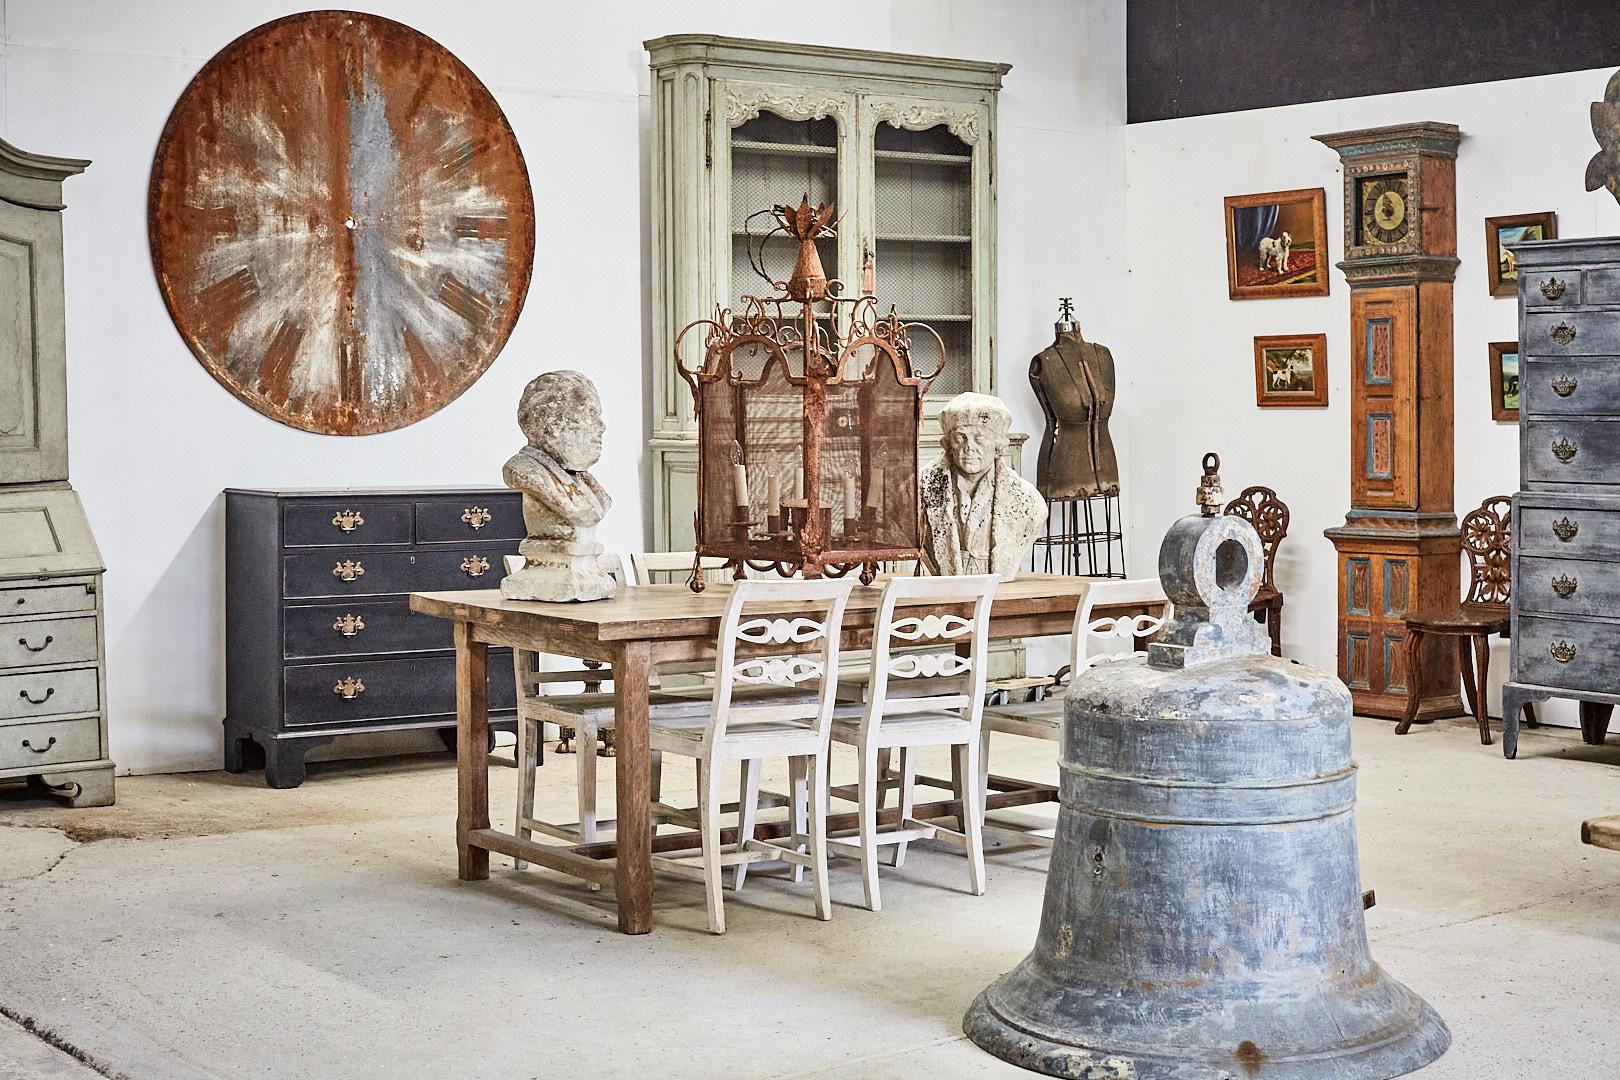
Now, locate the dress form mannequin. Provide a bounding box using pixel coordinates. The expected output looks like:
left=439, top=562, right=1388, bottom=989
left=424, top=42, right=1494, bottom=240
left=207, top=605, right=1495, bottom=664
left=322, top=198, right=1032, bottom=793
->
left=1029, top=304, right=1119, bottom=500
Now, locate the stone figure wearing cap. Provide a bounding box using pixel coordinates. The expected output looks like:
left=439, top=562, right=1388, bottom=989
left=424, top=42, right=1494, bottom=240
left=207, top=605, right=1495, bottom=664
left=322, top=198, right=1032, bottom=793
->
left=500, top=370, right=617, bottom=602
left=920, top=392, right=1045, bottom=578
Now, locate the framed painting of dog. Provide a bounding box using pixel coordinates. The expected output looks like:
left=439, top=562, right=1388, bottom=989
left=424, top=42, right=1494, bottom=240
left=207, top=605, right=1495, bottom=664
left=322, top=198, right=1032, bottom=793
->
left=1485, top=212, right=1556, bottom=298
left=1488, top=341, right=1520, bottom=421
left=1225, top=188, right=1330, bottom=300
left=1254, top=334, right=1328, bottom=407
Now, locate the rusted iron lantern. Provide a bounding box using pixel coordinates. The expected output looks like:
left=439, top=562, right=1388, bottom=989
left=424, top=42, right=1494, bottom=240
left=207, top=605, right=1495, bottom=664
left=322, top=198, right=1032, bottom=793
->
left=964, top=456, right=1449, bottom=1079
left=675, top=197, right=942, bottom=589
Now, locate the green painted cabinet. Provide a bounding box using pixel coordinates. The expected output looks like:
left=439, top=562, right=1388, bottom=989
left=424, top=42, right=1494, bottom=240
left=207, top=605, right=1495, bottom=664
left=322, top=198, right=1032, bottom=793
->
left=646, top=35, right=1009, bottom=551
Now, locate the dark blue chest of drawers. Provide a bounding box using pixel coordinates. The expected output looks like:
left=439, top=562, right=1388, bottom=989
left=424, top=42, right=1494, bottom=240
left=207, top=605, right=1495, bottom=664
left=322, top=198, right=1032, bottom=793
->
left=1504, top=238, right=1620, bottom=758
left=223, top=487, right=522, bottom=786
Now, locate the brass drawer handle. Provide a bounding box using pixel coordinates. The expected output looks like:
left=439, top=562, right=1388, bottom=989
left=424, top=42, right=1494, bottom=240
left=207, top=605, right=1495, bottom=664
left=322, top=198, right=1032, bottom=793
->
left=1553, top=517, right=1579, bottom=541
left=19, top=687, right=54, bottom=705
left=461, top=506, right=492, bottom=530
left=334, top=676, right=366, bottom=699
left=1552, top=438, right=1578, bottom=463
left=1551, top=375, right=1578, bottom=397
left=331, top=509, right=365, bottom=532
left=1552, top=574, right=1578, bottom=598
left=332, top=560, right=365, bottom=582
left=21, top=736, right=55, bottom=754
left=1550, top=322, right=1578, bottom=346
left=332, top=614, right=365, bottom=637
left=461, top=555, right=490, bottom=578
left=1541, top=277, right=1568, bottom=301
left=18, top=635, right=53, bottom=653
left=1551, top=640, right=1577, bottom=663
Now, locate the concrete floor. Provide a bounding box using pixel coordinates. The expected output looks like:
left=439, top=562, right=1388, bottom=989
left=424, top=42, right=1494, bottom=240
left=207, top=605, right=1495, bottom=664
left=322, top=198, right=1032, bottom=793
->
left=2, top=716, right=1620, bottom=1080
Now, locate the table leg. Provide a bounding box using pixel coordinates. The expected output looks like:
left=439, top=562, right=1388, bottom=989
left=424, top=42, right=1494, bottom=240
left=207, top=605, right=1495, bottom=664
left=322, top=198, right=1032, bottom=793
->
left=612, top=641, right=654, bottom=934
left=456, top=622, right=490, bottom=881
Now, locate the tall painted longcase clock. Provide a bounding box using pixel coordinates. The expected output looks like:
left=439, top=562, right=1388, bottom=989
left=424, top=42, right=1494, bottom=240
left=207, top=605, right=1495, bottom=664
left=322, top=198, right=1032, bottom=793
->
left=1314, top=122, right=1464, bottom=720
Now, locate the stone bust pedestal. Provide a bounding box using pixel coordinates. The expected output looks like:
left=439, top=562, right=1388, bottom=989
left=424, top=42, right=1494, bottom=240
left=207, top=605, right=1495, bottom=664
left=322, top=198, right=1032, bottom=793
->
left=500, top=371, right=617, bottom=602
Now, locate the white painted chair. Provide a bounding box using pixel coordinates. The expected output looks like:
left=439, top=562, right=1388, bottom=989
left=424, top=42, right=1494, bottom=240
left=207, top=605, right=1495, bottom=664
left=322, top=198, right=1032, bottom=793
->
left=648, top=578, right=854, bottom=934
left=508, top=554, right=713, bottom=878
left=977, top=577, right=1168, bottom=846
left=825, top=573, right=1000, bottom=912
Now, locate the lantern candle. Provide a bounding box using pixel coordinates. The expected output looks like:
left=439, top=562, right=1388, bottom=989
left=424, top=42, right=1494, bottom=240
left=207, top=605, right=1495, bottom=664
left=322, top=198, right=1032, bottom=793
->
left=795, top=467, right=805, bottom=502
left=842, top=475, right=858, bottom=518
left=866, top=466, right=884, bottom=509
left=732, top=463, right=750, bottom=512
left=766, top=473, right=781, bottom=517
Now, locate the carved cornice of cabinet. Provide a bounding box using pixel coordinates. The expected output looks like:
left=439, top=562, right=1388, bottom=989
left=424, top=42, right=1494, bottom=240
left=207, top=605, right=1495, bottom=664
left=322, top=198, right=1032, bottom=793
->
left=867, top=101, right=981, bottom=144
left=725, top=86, right=845, bottom=126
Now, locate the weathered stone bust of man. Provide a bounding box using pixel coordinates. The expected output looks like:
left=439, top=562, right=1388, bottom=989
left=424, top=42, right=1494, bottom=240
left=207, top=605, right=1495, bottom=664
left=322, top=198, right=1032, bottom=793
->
left=500, top=370, right=616, bottom=602
left=920, top=392, right=1045, bottom=579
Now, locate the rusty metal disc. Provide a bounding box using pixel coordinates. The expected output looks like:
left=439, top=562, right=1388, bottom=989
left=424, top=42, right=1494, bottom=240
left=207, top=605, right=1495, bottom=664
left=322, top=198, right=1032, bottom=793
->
left=149, top=10, right=535, bottom=435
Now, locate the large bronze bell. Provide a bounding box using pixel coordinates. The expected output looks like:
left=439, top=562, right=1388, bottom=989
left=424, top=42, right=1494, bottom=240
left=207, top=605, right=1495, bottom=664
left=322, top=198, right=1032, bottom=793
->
left=964, top=457, right=1448, bottom=1079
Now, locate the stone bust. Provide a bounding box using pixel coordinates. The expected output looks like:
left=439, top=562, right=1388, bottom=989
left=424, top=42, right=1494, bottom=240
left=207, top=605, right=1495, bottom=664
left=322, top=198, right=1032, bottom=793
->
left=500, top=370, right=616, bottom=602
left=920, top=392, right=1045, bottom=579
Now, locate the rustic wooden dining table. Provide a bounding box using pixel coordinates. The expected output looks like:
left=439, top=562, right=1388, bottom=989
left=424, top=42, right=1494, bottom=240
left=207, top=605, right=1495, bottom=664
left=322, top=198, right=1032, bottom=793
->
left=411, top=573, right=1137, bottom=935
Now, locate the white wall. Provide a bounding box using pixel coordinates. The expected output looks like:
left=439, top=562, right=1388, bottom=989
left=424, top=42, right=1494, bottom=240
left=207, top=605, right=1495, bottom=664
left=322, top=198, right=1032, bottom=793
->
left=0, top=0, right=1126, bottom=773
left=1120, top=68, right=1620, bottom=725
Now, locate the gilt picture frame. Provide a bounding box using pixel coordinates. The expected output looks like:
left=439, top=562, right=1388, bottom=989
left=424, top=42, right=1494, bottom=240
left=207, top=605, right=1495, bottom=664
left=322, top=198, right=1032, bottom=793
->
left=1485, top=212, right=1557, bottom=298
left=1254, top=334, right=1329, bottom=407
left=1224, top=188, right=1330, bottom=300
left=1488, top=341, right=1520, bottom=421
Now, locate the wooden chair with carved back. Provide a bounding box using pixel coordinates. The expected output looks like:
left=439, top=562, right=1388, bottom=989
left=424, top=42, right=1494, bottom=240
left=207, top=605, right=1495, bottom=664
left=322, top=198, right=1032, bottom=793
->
left=1396, top=495, right=1537, bottom=744
left=1224, top=485, right=1289, bottom=656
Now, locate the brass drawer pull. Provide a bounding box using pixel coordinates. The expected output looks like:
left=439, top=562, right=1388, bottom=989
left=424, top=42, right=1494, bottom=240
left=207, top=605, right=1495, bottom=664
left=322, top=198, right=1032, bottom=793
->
left=20, top=737, right=55, bottom=754
left=1553, top=517, right=1579, bottom=541
left=1552, top=438, right=1578, bottom=463
left=461, top=506, right=492, bottom=530
left=332, top=560, right=365, bottom=582
left=331, top=509, right=365, bottom=532
left=1541, top=277, right=1568, bottom=301
left=332, top=614, right=365, bottom=637
left=1552, top=574, right=1579, bottom=598
left=1551, top=375, right=1578, bottom=397
left=1550, top=322, right=1578, bottom=346
left=461, top=555, right=490, bottom=578
left=334, top=676, right=366, bottom=699
left=18, top=635, right=53, bottom=653
left=1551, top=640, right=1577, bottom=663
left=19, top=687, right=54, bottom=705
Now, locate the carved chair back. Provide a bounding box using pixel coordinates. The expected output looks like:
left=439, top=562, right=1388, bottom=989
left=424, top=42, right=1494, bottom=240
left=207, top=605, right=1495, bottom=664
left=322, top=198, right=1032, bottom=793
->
left=1223, top=486, right=1290, bottom=593
left=630, top=550, right=730, bottom=586
left=708, top=578, right=855, bottom=753
left=1462, top=495, right=1514, bottom=605
left=857, top=574, right=999, bottom=737
left=1072, top=577, right=1170, bottom=672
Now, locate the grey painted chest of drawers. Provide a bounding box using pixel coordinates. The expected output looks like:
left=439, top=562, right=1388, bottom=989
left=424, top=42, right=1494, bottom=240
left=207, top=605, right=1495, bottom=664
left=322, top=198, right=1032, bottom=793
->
left=223, top=488, right=522, bottom=787
left=1504, top=237, right=1620, bottom=758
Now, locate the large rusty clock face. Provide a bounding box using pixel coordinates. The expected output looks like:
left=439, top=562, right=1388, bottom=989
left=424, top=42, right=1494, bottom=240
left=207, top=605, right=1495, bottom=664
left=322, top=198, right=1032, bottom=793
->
left=149, top=11, right=535, bottom=435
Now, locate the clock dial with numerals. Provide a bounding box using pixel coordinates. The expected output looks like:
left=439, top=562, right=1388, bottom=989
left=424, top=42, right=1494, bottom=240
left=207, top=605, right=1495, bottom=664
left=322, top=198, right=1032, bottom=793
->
left=149, top=12, right=535, bottom=435
left=1357, top=173, right=1411, bottom=246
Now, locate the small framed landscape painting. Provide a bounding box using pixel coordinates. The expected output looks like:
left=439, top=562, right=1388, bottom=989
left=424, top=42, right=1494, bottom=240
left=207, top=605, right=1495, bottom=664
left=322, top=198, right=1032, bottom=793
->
left=1489, top=341, right=1520, bottom=421
left=1254, top=334, right=1328, bottom=407
left=1224, top=188, right=1330, bottom=300
left=1486, top=212, right=1557, bottom=297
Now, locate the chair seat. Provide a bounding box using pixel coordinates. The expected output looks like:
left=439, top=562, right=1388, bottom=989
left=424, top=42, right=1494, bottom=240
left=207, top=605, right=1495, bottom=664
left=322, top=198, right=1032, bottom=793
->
left=527, top=684, right=814, bottom=726
left=1406, top=603, right=1509, bottom=634
left=829, top=707, right=972, bottom=746
left=649, top=711, right=817, bottom=747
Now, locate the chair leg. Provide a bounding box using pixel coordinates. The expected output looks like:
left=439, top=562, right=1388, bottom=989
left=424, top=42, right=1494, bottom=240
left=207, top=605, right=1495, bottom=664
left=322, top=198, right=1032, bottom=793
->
left=977, top=726, right=992, bottom=817
left=956, top=740, right=987, bottom=897
left=698, top=757, right=726, bottom=935
left=1457, top=636, right=1482, bottom=737
left=806, top=753, right=832, bottom=921
left=515, top=715, right=537, bottom=869
left=577, top=719, right=602, bottom=891
left=734, top=758, right=761, bottom=891
left=875, top=747, right=892, bottom=811
left=787, top=756, right=808, bottom=884
left=1471, top=634, right=1493, bottom=746
left=1268, top=599, right=1283, bottom=657
left=650, top=749, right=663, bottom=805
left=892, top=747, right=918, bottom=868
left=1396, top=627, right=1423, bottom=735
left=857, top=746, right=882, bottom=913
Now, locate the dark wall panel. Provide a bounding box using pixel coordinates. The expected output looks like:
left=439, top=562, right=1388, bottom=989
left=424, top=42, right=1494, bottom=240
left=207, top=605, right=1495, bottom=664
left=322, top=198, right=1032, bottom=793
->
left=1128, top=0, right=1620, bottom=123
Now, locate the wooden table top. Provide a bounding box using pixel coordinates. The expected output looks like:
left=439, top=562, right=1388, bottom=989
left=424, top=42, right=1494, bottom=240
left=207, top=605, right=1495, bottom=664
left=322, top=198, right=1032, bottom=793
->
left=411, top=573, right=1107, bottom=643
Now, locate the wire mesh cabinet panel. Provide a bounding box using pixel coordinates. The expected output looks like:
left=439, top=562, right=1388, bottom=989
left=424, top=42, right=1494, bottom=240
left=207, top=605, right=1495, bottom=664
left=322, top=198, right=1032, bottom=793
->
left=647, top=35, right=1008, bottom=554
